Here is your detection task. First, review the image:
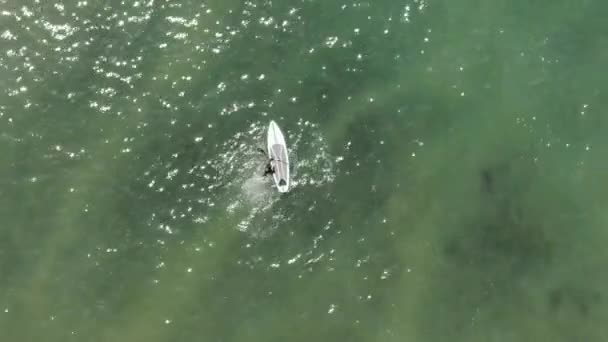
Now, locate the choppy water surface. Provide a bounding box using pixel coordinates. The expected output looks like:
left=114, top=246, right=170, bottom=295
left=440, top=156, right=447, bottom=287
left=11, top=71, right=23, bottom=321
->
left=2, top=0, right=608, bottom=341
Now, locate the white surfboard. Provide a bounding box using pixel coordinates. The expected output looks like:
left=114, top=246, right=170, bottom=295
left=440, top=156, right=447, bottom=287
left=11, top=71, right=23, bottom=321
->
left=267, top=120, right=290, bottom=193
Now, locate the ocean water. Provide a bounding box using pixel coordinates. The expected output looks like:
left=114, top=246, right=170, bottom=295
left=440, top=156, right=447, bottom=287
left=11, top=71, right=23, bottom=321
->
left=2, top=0, right=608, bottom=341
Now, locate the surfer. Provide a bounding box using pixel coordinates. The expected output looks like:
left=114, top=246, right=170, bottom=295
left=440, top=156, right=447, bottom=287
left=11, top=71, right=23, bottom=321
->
left=263, top=159, right=275, bottom=177
left=258, top=148, right=275, bottom=177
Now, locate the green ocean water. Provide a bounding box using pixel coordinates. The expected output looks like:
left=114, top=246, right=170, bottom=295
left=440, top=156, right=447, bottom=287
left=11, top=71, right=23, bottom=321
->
left=2, top=0, right=608, bottom=341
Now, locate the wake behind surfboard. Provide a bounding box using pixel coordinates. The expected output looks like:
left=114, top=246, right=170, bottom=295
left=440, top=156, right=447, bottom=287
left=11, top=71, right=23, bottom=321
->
left=267, top=120, right=290, bottom=193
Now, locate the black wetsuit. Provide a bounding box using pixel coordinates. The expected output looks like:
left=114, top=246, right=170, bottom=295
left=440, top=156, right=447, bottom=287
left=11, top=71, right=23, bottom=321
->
left=263, top=160, right=275, bottom=176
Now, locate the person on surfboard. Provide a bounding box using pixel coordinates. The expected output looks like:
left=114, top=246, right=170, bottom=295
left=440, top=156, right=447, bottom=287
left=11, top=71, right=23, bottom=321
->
left=258, top=148, right=275, bottom=177
left=263, top=159, right=275, bottom=177
left=258, top=148, right=288, bottom=187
